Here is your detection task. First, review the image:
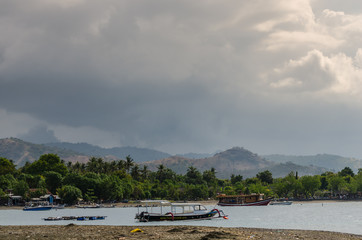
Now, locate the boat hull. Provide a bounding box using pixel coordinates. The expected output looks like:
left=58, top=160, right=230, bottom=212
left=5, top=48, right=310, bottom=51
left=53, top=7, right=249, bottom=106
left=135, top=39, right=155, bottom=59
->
left=270, top=201, right=292, bottom=205
left=23, top=206, right=53, bottom=211
left=217, top=198, right=272, bottom=206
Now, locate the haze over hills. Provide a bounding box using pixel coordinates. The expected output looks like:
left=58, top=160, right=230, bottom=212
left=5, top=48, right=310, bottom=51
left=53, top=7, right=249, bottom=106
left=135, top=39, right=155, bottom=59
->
left=44, top=142, right=171, bottom=163
left=0, top=137, right=359, bottom=178
left=0, top=138, right=89, bottom=167
left=264, top=154, right=362, bottom=174
left=141, top=147, right=329, bottom=178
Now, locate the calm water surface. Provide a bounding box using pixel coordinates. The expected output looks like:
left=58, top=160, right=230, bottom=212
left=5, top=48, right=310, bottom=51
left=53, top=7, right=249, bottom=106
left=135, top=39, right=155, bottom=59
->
left=1, top=202, right=362, bottom=235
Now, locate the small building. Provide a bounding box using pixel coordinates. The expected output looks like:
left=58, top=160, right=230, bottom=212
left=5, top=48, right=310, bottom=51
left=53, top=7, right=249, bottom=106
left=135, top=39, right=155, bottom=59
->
left=8, top=195, right=23, bottom=206
left=40, top=194, right=62, bottom=205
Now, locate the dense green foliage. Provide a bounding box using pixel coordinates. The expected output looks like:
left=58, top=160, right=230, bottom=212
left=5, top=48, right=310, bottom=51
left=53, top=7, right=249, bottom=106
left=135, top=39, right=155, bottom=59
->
left=0, top=157, right=16, bottom=175
left=1, top=154, right=362, bottom=205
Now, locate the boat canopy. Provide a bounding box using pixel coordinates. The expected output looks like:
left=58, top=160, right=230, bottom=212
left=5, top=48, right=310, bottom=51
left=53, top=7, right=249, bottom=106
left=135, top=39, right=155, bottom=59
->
left=140, top=200, right=171, bottom=205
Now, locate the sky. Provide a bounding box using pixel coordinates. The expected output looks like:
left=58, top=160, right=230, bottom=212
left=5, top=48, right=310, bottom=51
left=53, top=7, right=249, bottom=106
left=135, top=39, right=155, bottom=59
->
left=1, top=0, right=362, bottom=157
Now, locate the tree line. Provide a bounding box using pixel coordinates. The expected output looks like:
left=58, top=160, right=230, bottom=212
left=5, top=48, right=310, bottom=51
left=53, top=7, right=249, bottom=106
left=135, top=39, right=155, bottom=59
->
left=1, top=154, right=362, bottom=205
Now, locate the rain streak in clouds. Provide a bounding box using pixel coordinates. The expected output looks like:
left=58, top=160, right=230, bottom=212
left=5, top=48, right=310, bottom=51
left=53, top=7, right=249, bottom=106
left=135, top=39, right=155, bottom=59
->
left=1, top=0, right=362, bottom=156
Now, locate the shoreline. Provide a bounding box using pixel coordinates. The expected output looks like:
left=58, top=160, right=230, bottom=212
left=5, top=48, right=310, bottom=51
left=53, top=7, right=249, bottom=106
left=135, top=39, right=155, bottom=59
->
left=1, top=198, right=361, bottom=210
left=0, top=225, right=361, bottom=240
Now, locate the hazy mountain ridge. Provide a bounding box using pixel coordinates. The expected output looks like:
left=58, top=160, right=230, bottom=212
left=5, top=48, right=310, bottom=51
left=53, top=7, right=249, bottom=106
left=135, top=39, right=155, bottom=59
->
left=0, top=138, right=86, bottom=167
left=264, top=154, right=362, bottom=174
left=141, top=147, right=327, bottom=178
left=0, top=138, right=355, bottom=178
left=45, top=142, right=171, bottom=163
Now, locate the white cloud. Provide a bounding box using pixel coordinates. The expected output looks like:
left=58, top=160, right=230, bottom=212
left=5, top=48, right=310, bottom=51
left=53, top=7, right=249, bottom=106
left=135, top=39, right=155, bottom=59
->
left=268, top=49, right=362, bottom=97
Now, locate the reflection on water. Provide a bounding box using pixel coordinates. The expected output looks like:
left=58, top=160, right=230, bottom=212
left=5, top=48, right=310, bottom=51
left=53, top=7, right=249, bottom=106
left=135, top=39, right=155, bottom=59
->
left=1, top=202, right=362, bottom=235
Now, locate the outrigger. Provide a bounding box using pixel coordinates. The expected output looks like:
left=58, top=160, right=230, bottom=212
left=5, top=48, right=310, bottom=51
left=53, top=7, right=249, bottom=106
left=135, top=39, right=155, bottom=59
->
left=135, top=200, right=227, bottom=222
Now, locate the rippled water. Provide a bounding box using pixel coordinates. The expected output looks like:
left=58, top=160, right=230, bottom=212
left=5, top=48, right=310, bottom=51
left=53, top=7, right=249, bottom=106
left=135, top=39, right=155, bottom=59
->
left=1, top=202, right=362, bottom=235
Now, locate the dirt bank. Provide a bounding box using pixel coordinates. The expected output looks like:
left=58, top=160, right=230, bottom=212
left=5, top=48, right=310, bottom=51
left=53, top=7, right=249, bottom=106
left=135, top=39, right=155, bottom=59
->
left=0, top=225, right=361, bottom=240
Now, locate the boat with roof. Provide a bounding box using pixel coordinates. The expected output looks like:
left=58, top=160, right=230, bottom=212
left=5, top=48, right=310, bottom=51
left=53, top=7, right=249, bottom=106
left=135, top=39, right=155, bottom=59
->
left=135, top=200, right=227, bottom=222
left=216, top=193, right=272, bottom=206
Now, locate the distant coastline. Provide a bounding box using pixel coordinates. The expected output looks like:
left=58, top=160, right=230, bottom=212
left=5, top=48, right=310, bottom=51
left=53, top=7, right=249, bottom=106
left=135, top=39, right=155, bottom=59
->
left=2, top=198, right=362, bottom=210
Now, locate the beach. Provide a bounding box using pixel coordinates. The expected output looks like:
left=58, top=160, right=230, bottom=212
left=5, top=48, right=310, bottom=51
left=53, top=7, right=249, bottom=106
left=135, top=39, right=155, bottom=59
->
left=0, top=225, right=362, bottom=240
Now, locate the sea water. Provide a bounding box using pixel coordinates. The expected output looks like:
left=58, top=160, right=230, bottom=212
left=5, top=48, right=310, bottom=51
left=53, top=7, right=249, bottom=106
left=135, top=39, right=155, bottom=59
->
left=1, top=202, right=362, bottom=235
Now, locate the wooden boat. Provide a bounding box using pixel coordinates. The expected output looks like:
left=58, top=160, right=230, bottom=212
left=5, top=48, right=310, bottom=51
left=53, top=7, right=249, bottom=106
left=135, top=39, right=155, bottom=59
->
left=23, top=205, right=53, bottom=211
left=216, top=193, right=272, bottom=206
left=77, top=216, right=107, bottom=221
left=135, top=200, right=227, bottom=222
left=42, top=216, right=63, bottom=221
left=75, top=204, right=101, bottom=208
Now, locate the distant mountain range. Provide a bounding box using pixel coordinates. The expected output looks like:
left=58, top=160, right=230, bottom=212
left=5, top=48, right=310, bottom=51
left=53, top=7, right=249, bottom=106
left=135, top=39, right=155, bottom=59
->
left=44, top=142, right=171, bottom=163
left=0, top=138, right=171, bottom=167
left=140, top=147, right=329, bottom=178
left=263, top=154, right=362, bottom=174
left=1, top=137, right=360, bottom=178
left=0, top=138, right=89, bottom=167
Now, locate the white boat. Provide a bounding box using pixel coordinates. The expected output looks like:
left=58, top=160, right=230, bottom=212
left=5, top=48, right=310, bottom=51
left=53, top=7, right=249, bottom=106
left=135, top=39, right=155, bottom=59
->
left=135, top=200, right=227, bottom=222
left=23, top=205, right=52, bottom=211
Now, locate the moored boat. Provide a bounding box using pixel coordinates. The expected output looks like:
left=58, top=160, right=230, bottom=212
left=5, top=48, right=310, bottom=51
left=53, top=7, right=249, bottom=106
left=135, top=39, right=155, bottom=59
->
left=77, top=216, right=107, bottom=221
left=75, top=204, right=101, bottom=208
left=270, top=201, right=292, bottom=205
left=42, top=216, right=63, bottom=221
left=135, top=200, right=227, bottom=222
left=216, top=193, right=272, bottom=206
left=23, top=205, right=53, bottom=211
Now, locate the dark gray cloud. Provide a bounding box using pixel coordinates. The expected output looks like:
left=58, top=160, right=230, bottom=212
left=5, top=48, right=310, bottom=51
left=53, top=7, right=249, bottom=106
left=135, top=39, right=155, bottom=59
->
left=2, top=0, right=362, bottom=157
left=18, top=124, right=59, bottom=144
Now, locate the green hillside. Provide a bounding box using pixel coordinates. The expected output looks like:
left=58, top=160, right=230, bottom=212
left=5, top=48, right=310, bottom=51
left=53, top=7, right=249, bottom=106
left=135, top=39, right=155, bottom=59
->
left=45, top=142, right=170, bottom=162
left=0, top=138, right=86, bottom=167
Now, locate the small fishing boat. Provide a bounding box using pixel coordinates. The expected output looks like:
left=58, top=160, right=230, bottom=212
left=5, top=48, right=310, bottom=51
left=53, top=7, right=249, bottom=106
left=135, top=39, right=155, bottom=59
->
left=135, top=200, right=227, bottom=222
left=23, top=205, right=53, bottom=211
left=76, top=216, right=107, bottom=221
left=76, top=204, right=101, bottom=209
left=216, top=193, right=272, bottom=206
left=42, top=216, right=63, bottom=221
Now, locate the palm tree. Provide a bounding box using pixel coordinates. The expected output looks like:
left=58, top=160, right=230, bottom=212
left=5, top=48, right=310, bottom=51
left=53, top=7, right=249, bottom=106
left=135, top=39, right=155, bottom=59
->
left=157, top=164, right=166, bottom=183
left=131, top=165, right=140, bottom=181
left=87, top=157, right=99, bottom=173
left=141, top=165, right=150, bottom=180
left=117, top=160, right=126, bottom=171
left=125, top=155, right=134, bottom=174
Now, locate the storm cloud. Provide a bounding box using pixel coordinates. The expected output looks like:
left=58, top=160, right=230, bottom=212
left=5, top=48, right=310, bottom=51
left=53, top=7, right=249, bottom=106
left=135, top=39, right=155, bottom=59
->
left=1, top=0, right=362, bottom=156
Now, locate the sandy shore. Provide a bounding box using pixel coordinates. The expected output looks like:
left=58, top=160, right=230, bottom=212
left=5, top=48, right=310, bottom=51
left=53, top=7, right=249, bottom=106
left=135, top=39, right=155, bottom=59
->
left=0, top=225, right=361, bottom=240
